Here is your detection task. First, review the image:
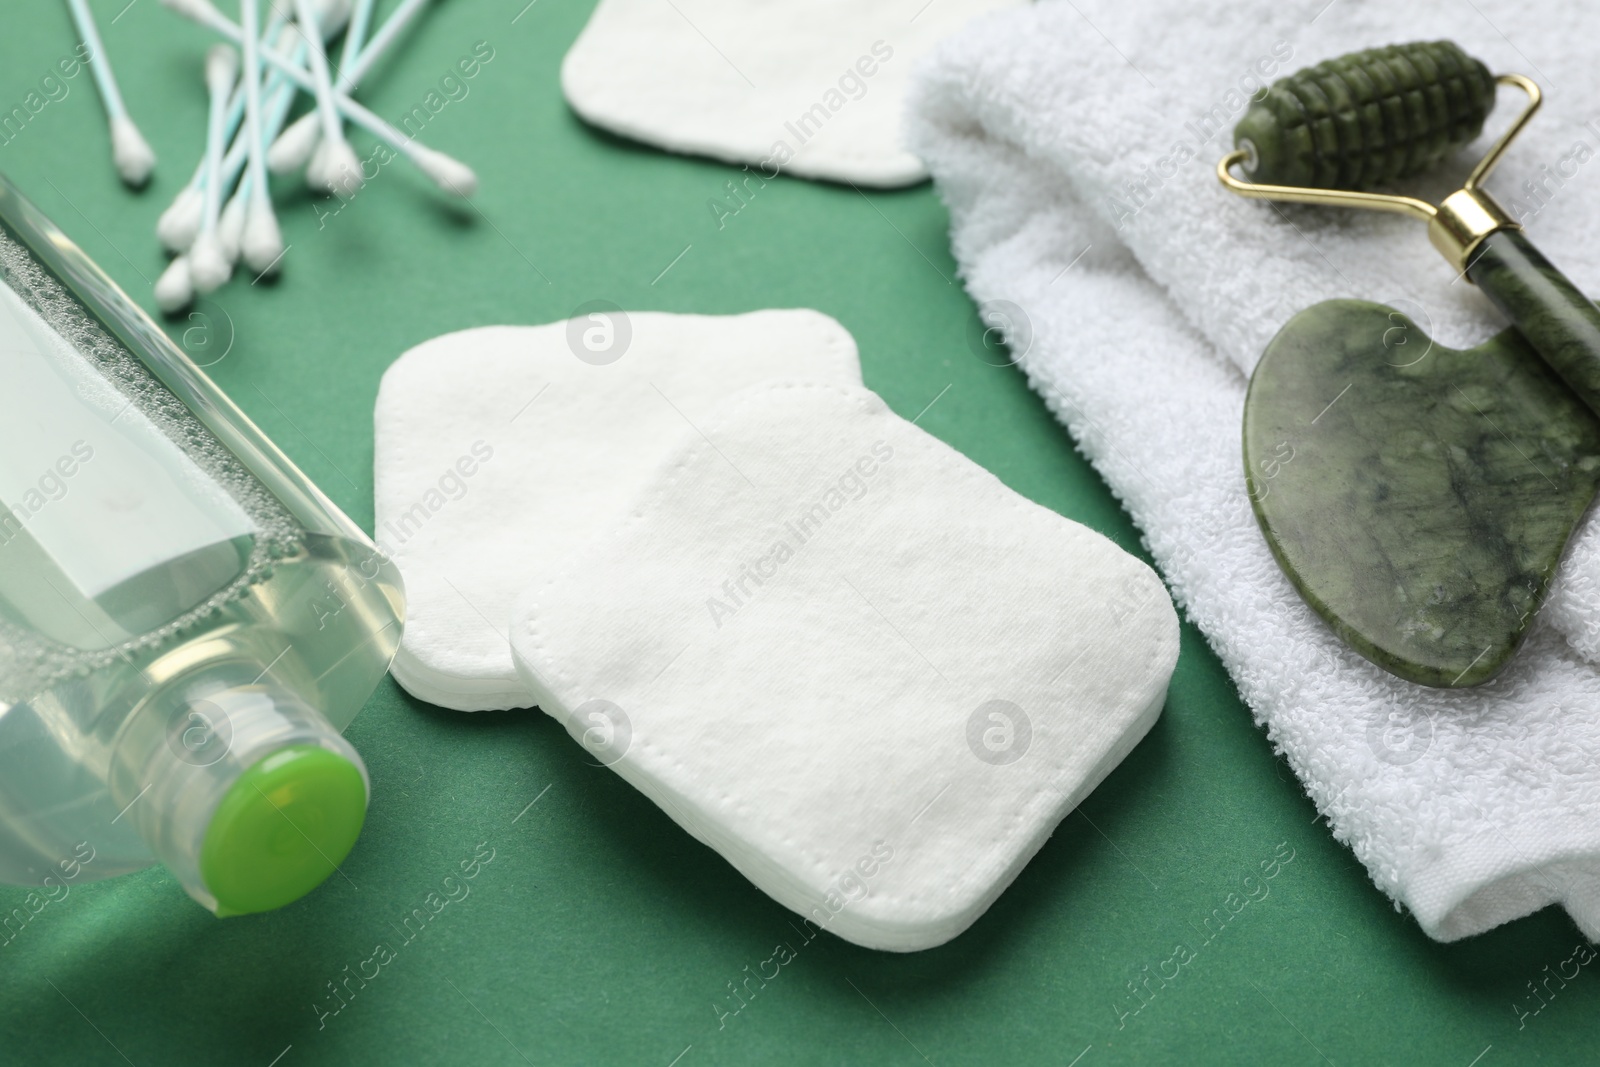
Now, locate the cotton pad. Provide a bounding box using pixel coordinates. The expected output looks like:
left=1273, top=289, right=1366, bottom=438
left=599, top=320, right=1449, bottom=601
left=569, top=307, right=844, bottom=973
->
left=373, top=310, right=862, bottom=711
left=509, top=381, right=1179, bottom=951
left=560, top=0, right=1026, bottom=188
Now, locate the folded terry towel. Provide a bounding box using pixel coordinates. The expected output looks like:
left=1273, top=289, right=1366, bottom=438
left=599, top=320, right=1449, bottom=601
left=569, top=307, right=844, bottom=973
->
left=908, top=0, right=1600, bottom=941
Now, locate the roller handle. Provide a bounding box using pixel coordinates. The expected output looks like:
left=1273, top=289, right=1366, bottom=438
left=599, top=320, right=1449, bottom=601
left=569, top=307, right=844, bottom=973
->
left=1467, top=228, right=1600, bottom=417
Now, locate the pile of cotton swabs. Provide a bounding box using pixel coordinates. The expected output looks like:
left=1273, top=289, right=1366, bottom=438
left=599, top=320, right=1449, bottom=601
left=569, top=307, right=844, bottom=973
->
left=67, top=0, right=477, bottom=312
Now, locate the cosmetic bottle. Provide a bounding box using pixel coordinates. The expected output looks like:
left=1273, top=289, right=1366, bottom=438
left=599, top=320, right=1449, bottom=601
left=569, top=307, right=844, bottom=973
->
left=0, top=173, right=402, bottom=915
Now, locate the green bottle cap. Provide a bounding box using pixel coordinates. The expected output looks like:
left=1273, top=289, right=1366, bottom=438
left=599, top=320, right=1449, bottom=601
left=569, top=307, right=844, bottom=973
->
left=199, top=744, right=367, bottom=916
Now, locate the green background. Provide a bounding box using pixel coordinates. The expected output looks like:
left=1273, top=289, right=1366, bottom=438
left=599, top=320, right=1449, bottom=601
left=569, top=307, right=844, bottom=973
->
left=1, top=1, right=1596, bottom=1063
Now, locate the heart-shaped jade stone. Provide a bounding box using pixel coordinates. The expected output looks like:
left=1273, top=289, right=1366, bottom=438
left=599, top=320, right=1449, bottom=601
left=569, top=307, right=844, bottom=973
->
left=1243, top=299, right=1600, bottom=687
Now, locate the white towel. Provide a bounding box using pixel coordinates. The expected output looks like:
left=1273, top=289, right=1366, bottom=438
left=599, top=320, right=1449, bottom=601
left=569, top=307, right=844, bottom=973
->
left=907, top=0, right=1600, bottom=941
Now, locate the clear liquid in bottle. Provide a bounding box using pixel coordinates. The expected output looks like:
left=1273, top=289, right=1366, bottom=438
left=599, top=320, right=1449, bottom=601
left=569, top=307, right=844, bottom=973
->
left=0, top=173, right=403, bottom=916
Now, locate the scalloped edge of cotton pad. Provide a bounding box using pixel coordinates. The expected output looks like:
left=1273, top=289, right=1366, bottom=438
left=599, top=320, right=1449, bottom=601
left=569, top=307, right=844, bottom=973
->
left=559, top=0, right=1030, bottom=188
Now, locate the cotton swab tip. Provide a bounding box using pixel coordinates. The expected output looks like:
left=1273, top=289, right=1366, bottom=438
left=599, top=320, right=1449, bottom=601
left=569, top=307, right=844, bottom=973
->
left=110, top=116, right=156, bottom=187
left=267, top=113, right=321, bottom=174
left=242, top=200, right=285, bottom=274
left=308, top=137, right=364, bottom=196
left=412, top=146, right=478, bottom=198
left=154, top=256, right=195, bottom=313
left=309, top=0, right=352, bottom=33
left=219, top=194, right=248, bottom=264
left=205, top=44, right=240, bottom=93
left=189, top=232, right=232, bottom=293
left=156, top=185, right=204, bottom=251
left=161, top=0, right=221, bottom=23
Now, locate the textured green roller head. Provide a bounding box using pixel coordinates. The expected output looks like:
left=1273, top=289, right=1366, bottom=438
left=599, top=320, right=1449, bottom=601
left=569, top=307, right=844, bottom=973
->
left=1233, top=41, right=1496, bottom=190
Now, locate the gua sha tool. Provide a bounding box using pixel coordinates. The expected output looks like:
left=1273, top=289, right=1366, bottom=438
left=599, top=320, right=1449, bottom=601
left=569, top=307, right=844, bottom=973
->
left=1219, top=41, right=1600, bottom=688
left=1245, top=302, right=1600, bottom=687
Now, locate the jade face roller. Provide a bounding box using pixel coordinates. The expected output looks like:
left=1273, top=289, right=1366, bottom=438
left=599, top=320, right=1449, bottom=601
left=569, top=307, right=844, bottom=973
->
left=1219, top=41, right=1600, bottom=413
left=1218, top=41, right=1600, bottom=688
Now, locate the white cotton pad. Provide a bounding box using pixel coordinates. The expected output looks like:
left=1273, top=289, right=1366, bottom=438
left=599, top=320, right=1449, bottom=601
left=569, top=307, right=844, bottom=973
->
left=509, top=381, right=1180, bottom=951
left=560, top=0, right=1026, bottom=188
left=373, top=310, right=863, bottom=711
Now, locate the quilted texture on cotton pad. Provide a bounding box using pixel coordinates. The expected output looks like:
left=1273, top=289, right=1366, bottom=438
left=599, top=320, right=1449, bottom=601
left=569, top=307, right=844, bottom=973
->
left=509, top=381, right=1179, bottom=950
left=560, top=0, right=1027, bottom=188
left=373, top=310, right=862, bottom=711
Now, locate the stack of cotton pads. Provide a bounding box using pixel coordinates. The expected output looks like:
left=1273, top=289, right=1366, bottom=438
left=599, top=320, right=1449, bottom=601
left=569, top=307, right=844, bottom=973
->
left=374, top=311, right=1179, bottom=950
left=374, top=310, right=863, bottom=709
left=561, top=0, right=1028, bottom=187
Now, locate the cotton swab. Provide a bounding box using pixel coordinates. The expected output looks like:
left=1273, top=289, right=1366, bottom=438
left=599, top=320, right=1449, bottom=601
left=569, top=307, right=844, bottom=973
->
left=217, top=181, right=249, bottom=263
left=292, top=0, right=362, bottom=195
left=153, top=255, right=193, bottom=314
left=206, top=59, right=301, bottom=262
left=264, top=105, right=320, bottom=175
left=337, top=0, right=376, bottom=73
left=189, top=44, right=240, bottom=294
left=159, top=34, right=251, bottom=310
left=269, top=0, right=376, bottom=178
left=154, top=0, right=351, bottom=253
left=267, top=0, right=376, bottom=172
left=241, top=190, right=284, bottom=274
left=157, top=71, right=297, bottom=310
left=163, top=64, right=293, bottom=258
left=156, top=7, right=292, bottom=252
left=162, top=0, right=479, bottom=197
left=64, top=0, right=156, bottom=186
left=339, top=0, right=431, bottom=86
left=269, top=0, right=431, bottom=173
left=156, top=185, right=205, bottom=252
left=239, top=0, right=285, bottom=274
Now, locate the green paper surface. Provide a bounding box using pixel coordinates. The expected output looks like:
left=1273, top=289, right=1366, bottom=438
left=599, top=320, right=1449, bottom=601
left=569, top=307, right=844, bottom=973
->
left=1, top=3, right=1597, bottom=1064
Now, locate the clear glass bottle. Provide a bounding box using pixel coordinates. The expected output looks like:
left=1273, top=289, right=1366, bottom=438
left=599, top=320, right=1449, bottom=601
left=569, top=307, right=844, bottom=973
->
left=0, top=172, right=403, bottom=916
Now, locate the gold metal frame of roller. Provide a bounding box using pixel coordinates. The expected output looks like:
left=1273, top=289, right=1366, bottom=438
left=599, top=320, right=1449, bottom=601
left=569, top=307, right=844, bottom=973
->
left=1216, top=73, right=1540, bottom=274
